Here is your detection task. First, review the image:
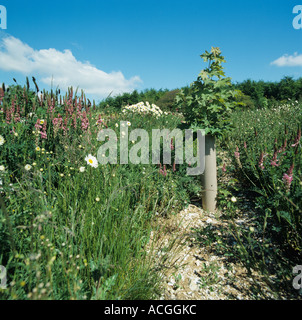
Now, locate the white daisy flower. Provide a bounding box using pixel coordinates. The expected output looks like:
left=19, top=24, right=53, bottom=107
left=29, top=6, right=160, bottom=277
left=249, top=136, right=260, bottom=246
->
left=85, top=154, right=98, bottom=168
left=0, top=135, right=5, bottom=146
left=0, top=165, right=5, bottom=172
left=24, top=164, right=32, bottom=171
left=79, top=166, right=85, bottom=172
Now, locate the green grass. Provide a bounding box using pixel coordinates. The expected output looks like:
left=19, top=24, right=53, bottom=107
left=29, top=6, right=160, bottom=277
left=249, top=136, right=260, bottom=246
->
left=0, top=85, right=200, bottom=300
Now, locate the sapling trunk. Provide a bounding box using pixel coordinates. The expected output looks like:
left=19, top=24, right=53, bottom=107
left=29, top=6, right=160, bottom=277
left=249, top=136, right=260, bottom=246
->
left=201, top=134, right=217, bottom=212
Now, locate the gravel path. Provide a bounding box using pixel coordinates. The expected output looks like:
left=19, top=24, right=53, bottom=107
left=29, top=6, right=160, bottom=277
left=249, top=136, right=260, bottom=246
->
left=149, top=204, right=299, bottom=300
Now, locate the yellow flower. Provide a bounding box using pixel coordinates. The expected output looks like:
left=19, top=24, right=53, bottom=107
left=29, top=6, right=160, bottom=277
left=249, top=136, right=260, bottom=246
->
left=36, top=147, right=41, bottom=152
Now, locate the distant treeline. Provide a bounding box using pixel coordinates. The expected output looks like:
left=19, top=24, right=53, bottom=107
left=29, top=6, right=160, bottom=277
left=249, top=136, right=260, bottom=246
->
left=99, top=76, right=302, bottom=111
left=234, top=76, right=302, bottom=108
left=98, top=88, right=169, bottom=110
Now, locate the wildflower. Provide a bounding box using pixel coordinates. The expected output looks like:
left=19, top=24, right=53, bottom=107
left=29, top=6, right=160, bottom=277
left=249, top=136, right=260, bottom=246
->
left=127, top=121, right=131, bottom=126
left=79, top=167, right=85, bottom=172
left=258, top=151, right=265, bottom=170
left=14, top=132, right=18, bottom=137
left=249, top=227, right=255, bottom=232
left=40, top=168, right=43, bottom=172
left=170, top=138, right=174, bottom=151
left=40, top=120, right=45, bottom=125
left=115, top=123, right=119, bottom=128
left=0, top=165, right=5, bottom=172
left=222, top=163, right=227, bottom=172
left=270, top=148, right=279, bottom=167
left=291, top=127, right=301, bottom=147
left=282, top=174, right=293, bottom=189
left=159, top=164, right=167, bottom=177
left=231, top=196, right=237, bottom=203
left=36, top=147, right=41, bottom=152
left=85, top=154, right=98, bottom=168
left=282, top=163, right=294, bottom=191
left=95, top=197, right=100, bottom=202
left=81, top=111, right=89, bottom=131
left=0, top=135, right=5, bottom=146
left=41, top=120, right=47, bottom=139
left=234, top=146, right=240, bottom=160
left=32, top=162, right=37, bottom=166
left=24, top=164, right=32, bottom=171
left=60, top=173, right=64, bottom=177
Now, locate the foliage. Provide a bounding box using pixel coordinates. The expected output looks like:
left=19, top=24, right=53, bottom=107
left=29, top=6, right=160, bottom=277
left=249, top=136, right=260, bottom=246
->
left=0, top=80, right=200, bottom=300
left=223, top=100, right=302, bottom=260
left=234, top=77, right=302, bottom=109
left=156, top=89, right=180, bottom=111
left=175, top=47, right=242, bottom=136
left=98, top=88, right=169, bottom=112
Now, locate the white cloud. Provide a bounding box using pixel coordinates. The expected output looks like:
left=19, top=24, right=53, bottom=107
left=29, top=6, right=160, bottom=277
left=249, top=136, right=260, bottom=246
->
left=271, top=52, right=302, bottom=67
left=0, top=36, right=142, bottom=98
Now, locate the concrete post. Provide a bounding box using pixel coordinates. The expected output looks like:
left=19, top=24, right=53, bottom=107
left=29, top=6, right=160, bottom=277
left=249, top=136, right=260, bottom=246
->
left=201, top=134, right=217, bottom=212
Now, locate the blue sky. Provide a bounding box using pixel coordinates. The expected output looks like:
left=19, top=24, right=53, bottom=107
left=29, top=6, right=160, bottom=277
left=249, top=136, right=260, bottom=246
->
left=0, top=0, right=301, bottom=102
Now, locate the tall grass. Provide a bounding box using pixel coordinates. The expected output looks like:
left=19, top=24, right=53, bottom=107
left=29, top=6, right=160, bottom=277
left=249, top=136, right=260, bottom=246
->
left=0, top=82, right=199, bottom=300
